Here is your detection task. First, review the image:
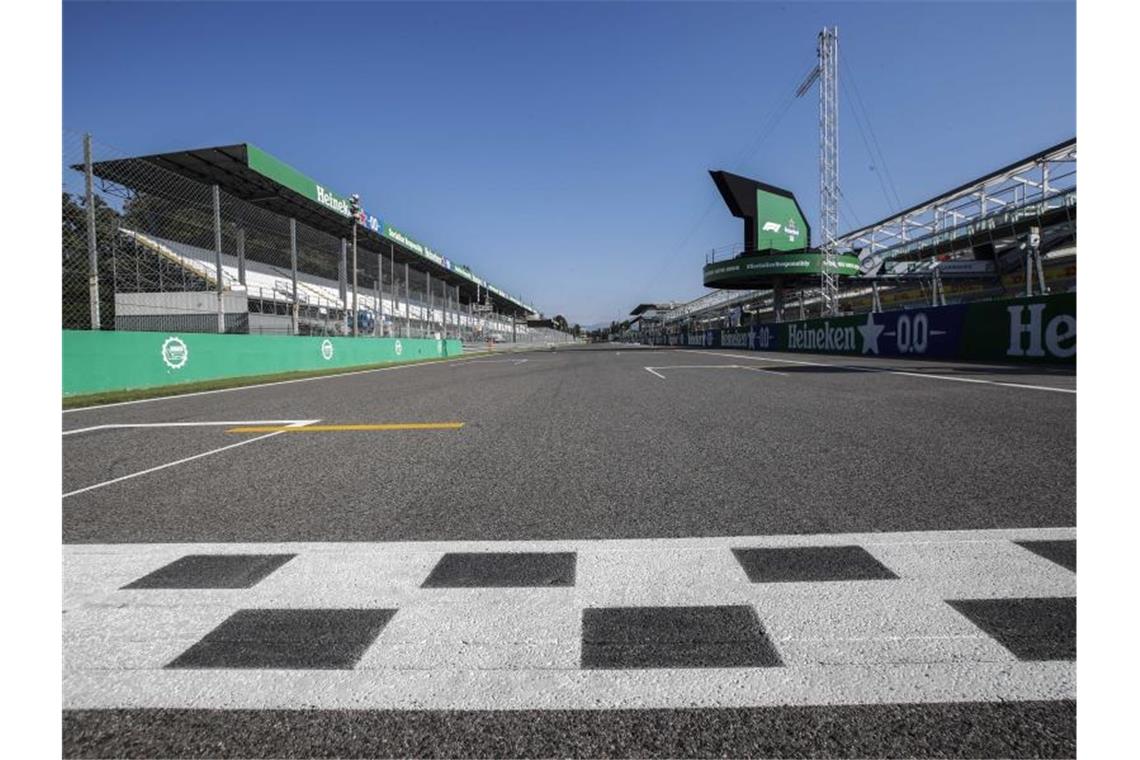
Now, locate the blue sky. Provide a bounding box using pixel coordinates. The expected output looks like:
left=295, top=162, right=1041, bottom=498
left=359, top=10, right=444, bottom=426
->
left=64, top=1, right=1075, bottom=325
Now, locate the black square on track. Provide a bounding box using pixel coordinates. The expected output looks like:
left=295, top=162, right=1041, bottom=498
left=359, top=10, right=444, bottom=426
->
left=1015, top=539, right=1076, bottom=572
left=947, top=597, right=1075, bottom=661
left=421, top=552, right=576, bottom=588
left=581, top=605, right=782, bottom=669
left=166, top=609, right=396, bottom=669
left=122, top=554, right=296, bottom=589
left=731, top=545, right=898, bottom=583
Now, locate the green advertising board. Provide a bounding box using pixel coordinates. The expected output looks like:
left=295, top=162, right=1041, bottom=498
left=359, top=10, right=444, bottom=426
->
left=704, top=251, right=861, bottom=288
left=62, top=331, right=463, bottom=397
left=243, top=144, right=531, bottom=311
left=755, top=187, right=810, bottom=252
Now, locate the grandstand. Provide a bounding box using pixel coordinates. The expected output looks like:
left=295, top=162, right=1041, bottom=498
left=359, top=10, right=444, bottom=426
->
left=64, top=136, right=577, bottom=345
left=632, top=138, right=1076, bottom=338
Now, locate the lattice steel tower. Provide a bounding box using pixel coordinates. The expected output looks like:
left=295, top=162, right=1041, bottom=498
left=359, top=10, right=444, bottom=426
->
left=817, top=26, right=840, bottom=316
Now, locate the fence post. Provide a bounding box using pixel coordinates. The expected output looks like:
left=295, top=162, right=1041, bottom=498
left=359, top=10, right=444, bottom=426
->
left=83, top=134, right=102, bottom=329
left=374, top=252, right=381, bottom=336
left=237, top=227, right=246, bottom=286
left=290, top=218, right=299, bottom=335
left=404, top=262, right=410, bottom=338
left=212, top=184, right=225, bottom=334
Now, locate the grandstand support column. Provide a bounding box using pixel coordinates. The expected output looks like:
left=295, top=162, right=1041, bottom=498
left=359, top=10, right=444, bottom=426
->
left=351, top=221, right=359, bottom=337
left=83, top=133, right=100, bottom=329
left=1030, top=225, right=1047, bottom=296
left=404, top=262, right=410, bottom=338
left=388, top=243, right=395, bottom=335
left=338, top=238, right=348, bottom=308
left=427, top=271, right=434, bottom=336
left=872, top=280, right=882, bottom=313
left=773, top=278, right=785, bottom=322
left=798, top=289, right=806, bottom=320
left=374, top=252, right=381, bottom=336
left=212, top=185, right=225, bottom=334
left=237, top=228, right=247, bottom=287
left=289, top=218, right=299, bottom=336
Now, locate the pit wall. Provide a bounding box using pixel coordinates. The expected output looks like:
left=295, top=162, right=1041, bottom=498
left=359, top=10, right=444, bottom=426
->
left=62, top=331, right=463, bottom=397
left=648, top=293, right=1075, bottom=364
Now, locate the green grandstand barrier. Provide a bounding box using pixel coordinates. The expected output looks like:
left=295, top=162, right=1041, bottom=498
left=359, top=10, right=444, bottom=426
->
left=62, top=331, right=463, bottom=397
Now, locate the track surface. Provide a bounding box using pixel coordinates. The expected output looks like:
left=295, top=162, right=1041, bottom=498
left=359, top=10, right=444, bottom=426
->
left=63, top=345, right=1074, bottom=543
left=62, top=344, right=1076, bottom=758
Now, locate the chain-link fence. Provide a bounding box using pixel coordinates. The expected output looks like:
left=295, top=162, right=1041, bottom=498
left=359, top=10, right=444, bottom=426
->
left=63, top=130, right=566, bottom=345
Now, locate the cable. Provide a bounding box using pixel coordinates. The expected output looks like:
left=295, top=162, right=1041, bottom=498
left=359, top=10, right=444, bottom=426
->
left=842, top=58, right=905, bottom=211
left=840, top=74, right=897, bottom=215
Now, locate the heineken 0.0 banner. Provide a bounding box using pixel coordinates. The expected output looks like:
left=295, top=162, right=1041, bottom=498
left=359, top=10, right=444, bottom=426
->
left=651, top=294, right=1075, bottom=364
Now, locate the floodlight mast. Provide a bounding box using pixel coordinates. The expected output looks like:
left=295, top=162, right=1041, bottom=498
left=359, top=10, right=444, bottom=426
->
left=796, top=26, right=841, bottom=316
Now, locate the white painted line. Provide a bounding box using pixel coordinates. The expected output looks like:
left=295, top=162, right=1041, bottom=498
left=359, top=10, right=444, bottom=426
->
left=644, top=367, right=666, bottom=379
left=63, top=526, right=1075, bottom=711
left=63, top=420, right=313, bottom=437
left=701, top=351, right=1075, bottom=394
left=457, top=358, right=530, bottom=366
left=62, top=420, right=320, bottom=498
left=62, top=354, right=493, bottom=414
left=63, top=662, right=1074, bottom=711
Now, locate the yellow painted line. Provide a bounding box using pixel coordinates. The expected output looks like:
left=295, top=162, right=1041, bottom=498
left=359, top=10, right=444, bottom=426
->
left=226, top=423, right=465, bottom=433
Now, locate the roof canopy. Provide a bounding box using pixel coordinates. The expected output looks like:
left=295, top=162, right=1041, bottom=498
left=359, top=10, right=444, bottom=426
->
left=85, top=143, right=535, bottom=316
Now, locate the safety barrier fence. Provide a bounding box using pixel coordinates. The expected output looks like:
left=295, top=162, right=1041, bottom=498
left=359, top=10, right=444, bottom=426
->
left=62, top=131, right=541, bottom=344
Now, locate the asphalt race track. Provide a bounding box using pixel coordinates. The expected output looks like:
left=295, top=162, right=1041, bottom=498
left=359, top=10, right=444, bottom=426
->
left=62, top=344, right=1076, bottom=758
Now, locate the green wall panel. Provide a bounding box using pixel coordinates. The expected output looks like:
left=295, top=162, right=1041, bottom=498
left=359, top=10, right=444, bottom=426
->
left=63, top=331, right=463, bottom=396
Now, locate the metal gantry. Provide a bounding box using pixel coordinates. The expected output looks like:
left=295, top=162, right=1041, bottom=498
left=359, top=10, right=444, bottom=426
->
left=794, top=27, right=841, bottom=316
left=817, top=26, right=840, bottom=316
left=836, top=139, right=1076, bottom=273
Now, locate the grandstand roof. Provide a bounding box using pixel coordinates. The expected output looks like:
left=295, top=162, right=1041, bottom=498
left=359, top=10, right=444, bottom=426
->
left=629, top=303, right=675, bottom=316
left=84, top=143, right=536, bottom=317
left=839, top=138, right=1075, bottom=240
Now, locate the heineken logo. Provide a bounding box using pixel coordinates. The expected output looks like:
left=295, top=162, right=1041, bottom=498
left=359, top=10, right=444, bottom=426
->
left=161, top=336, right=188, bottom=370
left=315, top=185, right=351, bottom=216
left=784, top=218, right=800, bottom=242
left=1007, top=304, right=1075, bottom=359
left=786, top=315, right=883, bottom=354
left=760, top=219, right=801, bottom=242
left=787, top=320, right=857, bottom=352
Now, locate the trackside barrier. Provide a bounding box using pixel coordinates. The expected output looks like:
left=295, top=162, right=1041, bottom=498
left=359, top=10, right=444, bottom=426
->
left=647, top=294, right=1075, bottom=364
left=62, top=331, right=463, bottom=396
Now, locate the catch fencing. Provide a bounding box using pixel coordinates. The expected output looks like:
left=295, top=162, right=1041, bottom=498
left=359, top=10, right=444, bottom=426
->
left=62, top=131, right=563, bottom=345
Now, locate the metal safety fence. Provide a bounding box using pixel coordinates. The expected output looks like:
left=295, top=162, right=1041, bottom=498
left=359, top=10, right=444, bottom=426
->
left=62, top=130, right=551, bottom=344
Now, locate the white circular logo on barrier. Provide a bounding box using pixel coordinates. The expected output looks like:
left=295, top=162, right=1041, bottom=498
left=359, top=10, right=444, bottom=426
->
left=321, top=339, right=334, bottom=360
left=161, top=336, right=188, bottom=370
left=394, top=339, right=403, bottom=356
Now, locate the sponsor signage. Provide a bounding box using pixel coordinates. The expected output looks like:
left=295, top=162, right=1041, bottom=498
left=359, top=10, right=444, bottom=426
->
left=755, top=188, right=808, bottom=252
left=704, top=252, right=861, bottom=287
left=244, top=144, right=531, bottom=311
left=649, top=294, right=1074, bottom=364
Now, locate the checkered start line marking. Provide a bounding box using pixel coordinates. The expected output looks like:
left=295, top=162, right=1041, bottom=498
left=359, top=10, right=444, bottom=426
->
left=64, top=526, right=1075, bottom=711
